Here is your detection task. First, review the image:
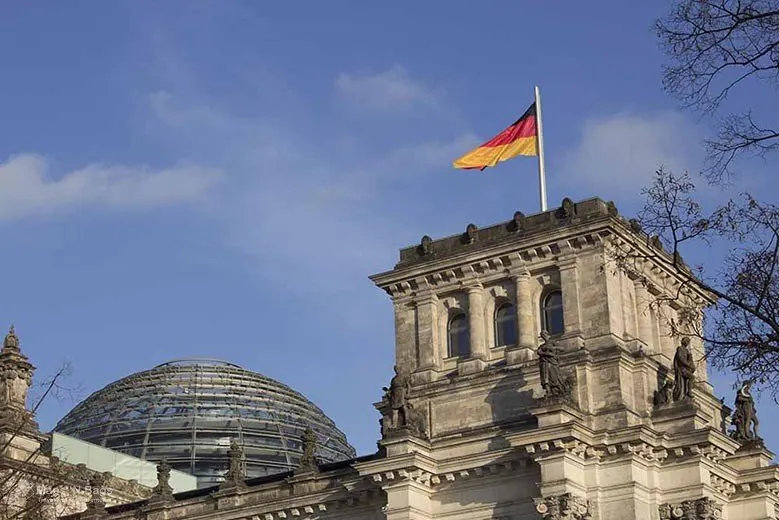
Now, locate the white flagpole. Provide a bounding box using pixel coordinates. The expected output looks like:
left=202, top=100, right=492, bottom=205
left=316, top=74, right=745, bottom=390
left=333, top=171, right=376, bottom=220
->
left=534, top=85, right=548, bottom=212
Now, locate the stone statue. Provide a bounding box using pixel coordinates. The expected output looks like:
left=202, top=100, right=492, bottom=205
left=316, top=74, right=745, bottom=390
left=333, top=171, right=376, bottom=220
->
left=380, top=365, right=427, bottom=438
left=150, top=459, right=173, bottom=502
left=3, top=325, right=19, bottom=350
left=672, top=337, right=695, bottom=401
left=299, top=427, right=318, bottom=471
left=221, top=440, right=245, bottom=489
left=537, top=331, right=568, bottom=397
left=384, top=365, right=411, bottom=429
left=732, top=380, right=760, bottom=443
left=653, top=380, right=674, bottom=407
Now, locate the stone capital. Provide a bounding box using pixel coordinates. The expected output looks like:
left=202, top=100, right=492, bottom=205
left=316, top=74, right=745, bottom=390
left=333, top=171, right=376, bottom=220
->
left=658, top=497, right=721, bottom=520
left=534, top=493, right=591, bottom=520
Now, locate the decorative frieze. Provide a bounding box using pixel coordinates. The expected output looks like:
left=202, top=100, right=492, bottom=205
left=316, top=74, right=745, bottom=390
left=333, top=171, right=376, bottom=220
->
left=535, top=493, right=592, bottom=520
left=658, top=497, right=722, bottom=520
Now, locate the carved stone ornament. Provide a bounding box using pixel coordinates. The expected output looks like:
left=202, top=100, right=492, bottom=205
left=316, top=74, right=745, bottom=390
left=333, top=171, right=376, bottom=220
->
left=85, top=472, right=110, bottom=513
left=535, top=493, right=592, bottom=520
left=149, top=459, right=174, bottom=503
left=298, top=427, right=319, bottom=472
left=628, top=218, right=643, bottom=234
left=537, top=331, right=572, bottom=400
left=3, top=325, right=20, bottom=351
left=653, top=379, right=674, bottom=407
left=731, top=379, right=761, bottom=444
left=462, top=223, right=478, bottom=244
left=220, top=440, right=246, bottom=490
left=380, top=365, right=428, bottom=439
left=650, top=235, right=664, bottom=251
left=659, top=497, right=722, bottom=520
left=512, top=211, right=525, bottom=232
left=606, top=200, right=618, bottom=216
left=558, top=197, right=575, bottom=219
left=672, top=337, right=696, bottom=401
left=419, top=235, right=433, bottom=256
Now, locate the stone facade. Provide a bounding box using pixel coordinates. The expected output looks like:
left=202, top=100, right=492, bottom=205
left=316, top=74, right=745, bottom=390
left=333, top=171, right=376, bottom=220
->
left=22, top=197, right=779, bottom=519
left=0, top=327, right=152, bottom=519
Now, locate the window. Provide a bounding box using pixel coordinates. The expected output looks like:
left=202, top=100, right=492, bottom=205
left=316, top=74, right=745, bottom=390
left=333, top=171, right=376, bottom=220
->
left=448, top=313, right=470, bottom=358
left=494, top=303, right=517, bottom=347
left=542, top=290, right=564, bottom=336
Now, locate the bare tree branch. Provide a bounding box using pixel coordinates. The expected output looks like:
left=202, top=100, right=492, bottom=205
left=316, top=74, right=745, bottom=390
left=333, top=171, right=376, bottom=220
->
left=614, top=169, right=779, bottom=399
left=656, top=0, right=779, bottom=181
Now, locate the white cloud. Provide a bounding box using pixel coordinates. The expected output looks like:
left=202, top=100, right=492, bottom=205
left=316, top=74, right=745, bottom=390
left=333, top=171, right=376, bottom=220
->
left=0, top=153, right=222, bottom=221
left=334, top=65, right=441, bottom=113
left=563, top=111, right=702, bottom=198
left=143, top=82, right=471, bottom=304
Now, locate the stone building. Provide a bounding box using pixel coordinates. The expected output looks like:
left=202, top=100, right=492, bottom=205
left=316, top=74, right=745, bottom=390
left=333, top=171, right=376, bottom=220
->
left=0, top=327, right=153, bottom=519
left=6, top=197, right=779, bottom=519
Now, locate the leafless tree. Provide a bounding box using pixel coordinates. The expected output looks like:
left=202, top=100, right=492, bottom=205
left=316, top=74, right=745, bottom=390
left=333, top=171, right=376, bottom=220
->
left=0, top=364, right=88, bottom=520
left=656, top=0, right=779, bottom=181
left=615, top=168, right=779, bottom=397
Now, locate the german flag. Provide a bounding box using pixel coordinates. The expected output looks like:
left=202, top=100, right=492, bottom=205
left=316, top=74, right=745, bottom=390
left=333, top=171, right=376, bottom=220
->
left=453, top=103, right=538, bottom=170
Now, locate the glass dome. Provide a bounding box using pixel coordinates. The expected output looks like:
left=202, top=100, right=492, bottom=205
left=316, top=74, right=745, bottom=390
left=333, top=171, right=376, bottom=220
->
left=54, top=359, right=356, bottom=487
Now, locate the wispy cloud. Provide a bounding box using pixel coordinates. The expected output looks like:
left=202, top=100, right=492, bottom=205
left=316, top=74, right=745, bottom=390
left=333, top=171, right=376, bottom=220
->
left=334, top=65, right=443, bottom=114
left=144, top=70, right=471, bottom=304
left=0, top=153, right=222, bottom=221
left=562, top=111, right=702, bottom=200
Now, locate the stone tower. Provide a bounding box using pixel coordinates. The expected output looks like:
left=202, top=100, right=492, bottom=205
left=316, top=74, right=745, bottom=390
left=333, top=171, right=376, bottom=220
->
left=0, top=325, right=45, bottom=460
left=368, top=197, right=779, bottom=520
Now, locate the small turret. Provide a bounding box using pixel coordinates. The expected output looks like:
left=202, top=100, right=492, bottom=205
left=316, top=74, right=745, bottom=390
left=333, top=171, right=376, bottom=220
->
left=0, top=325, right=39, bottom=436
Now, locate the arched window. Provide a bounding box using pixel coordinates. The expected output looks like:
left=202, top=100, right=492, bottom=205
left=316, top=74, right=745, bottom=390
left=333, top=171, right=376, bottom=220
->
left=494, top=302, right=517, bottom=347
left=542, top=290, right=564, bottom=336
left=448, top=313, right=470, bottom=358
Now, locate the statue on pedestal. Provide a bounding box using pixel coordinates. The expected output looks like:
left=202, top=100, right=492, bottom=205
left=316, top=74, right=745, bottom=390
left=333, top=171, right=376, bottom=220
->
left=150, top=459, right=173, bottom=503
left=380, top=365, right=427, bottom=438
left=731, top=380, right=760, bottom=443
left=383, top=365, right=411, bottom=429
left=297, top=427, right=319, bottom=472
left=672, top=337, right=696, bottom=401
left=220, top=440, right=246, bottom=490
left=537, top=331, right=569, bottom=398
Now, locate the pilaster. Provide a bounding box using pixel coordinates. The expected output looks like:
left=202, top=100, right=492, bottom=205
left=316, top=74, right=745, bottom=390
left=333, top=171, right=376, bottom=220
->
left=558, top=260, right=584, bottom=349
left=414, top=291, right=440, bottom=383
left=466, top=284, right=487, bottom=361
left=507, top=271, right=535, bottom=365
left=393, top=295, right=418, bottom=374
left=634, top=281, right=654, bottom=353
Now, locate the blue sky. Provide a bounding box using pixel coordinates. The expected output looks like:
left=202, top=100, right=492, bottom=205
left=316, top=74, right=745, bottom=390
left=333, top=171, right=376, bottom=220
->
left=1, top=1, right=776, bottom=456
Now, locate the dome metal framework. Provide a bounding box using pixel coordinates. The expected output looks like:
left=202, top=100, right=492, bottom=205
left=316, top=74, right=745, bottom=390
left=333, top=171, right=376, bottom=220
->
left=54, top=359, right=356, bottom=487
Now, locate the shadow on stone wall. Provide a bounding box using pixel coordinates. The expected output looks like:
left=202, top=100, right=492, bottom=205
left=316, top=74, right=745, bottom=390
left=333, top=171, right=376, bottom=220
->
left=485, top=369, right=536, bottom=451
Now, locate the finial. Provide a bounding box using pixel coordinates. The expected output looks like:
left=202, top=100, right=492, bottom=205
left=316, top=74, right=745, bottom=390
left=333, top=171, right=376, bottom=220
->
left=3, top=325, right=20, bottom=351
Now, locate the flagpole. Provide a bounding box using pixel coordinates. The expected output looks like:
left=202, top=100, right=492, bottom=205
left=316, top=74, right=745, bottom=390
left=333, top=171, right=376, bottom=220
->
left=534, top=85, right=548, bottom=212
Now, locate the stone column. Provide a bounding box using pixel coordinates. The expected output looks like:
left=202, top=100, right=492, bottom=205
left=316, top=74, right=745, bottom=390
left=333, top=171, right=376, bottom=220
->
left=507, top=271, right=535, bottom=365
left=393, top=296, right=418, bottom=373
left=634, top=282, right=653, bottom=352
left=414, top=292, right=440, bottom=383
left=467, top=284, right=487, bottom=361
left=558, top=260, right=584, bottom=348
left=459, top=284, right=488, bottom=375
